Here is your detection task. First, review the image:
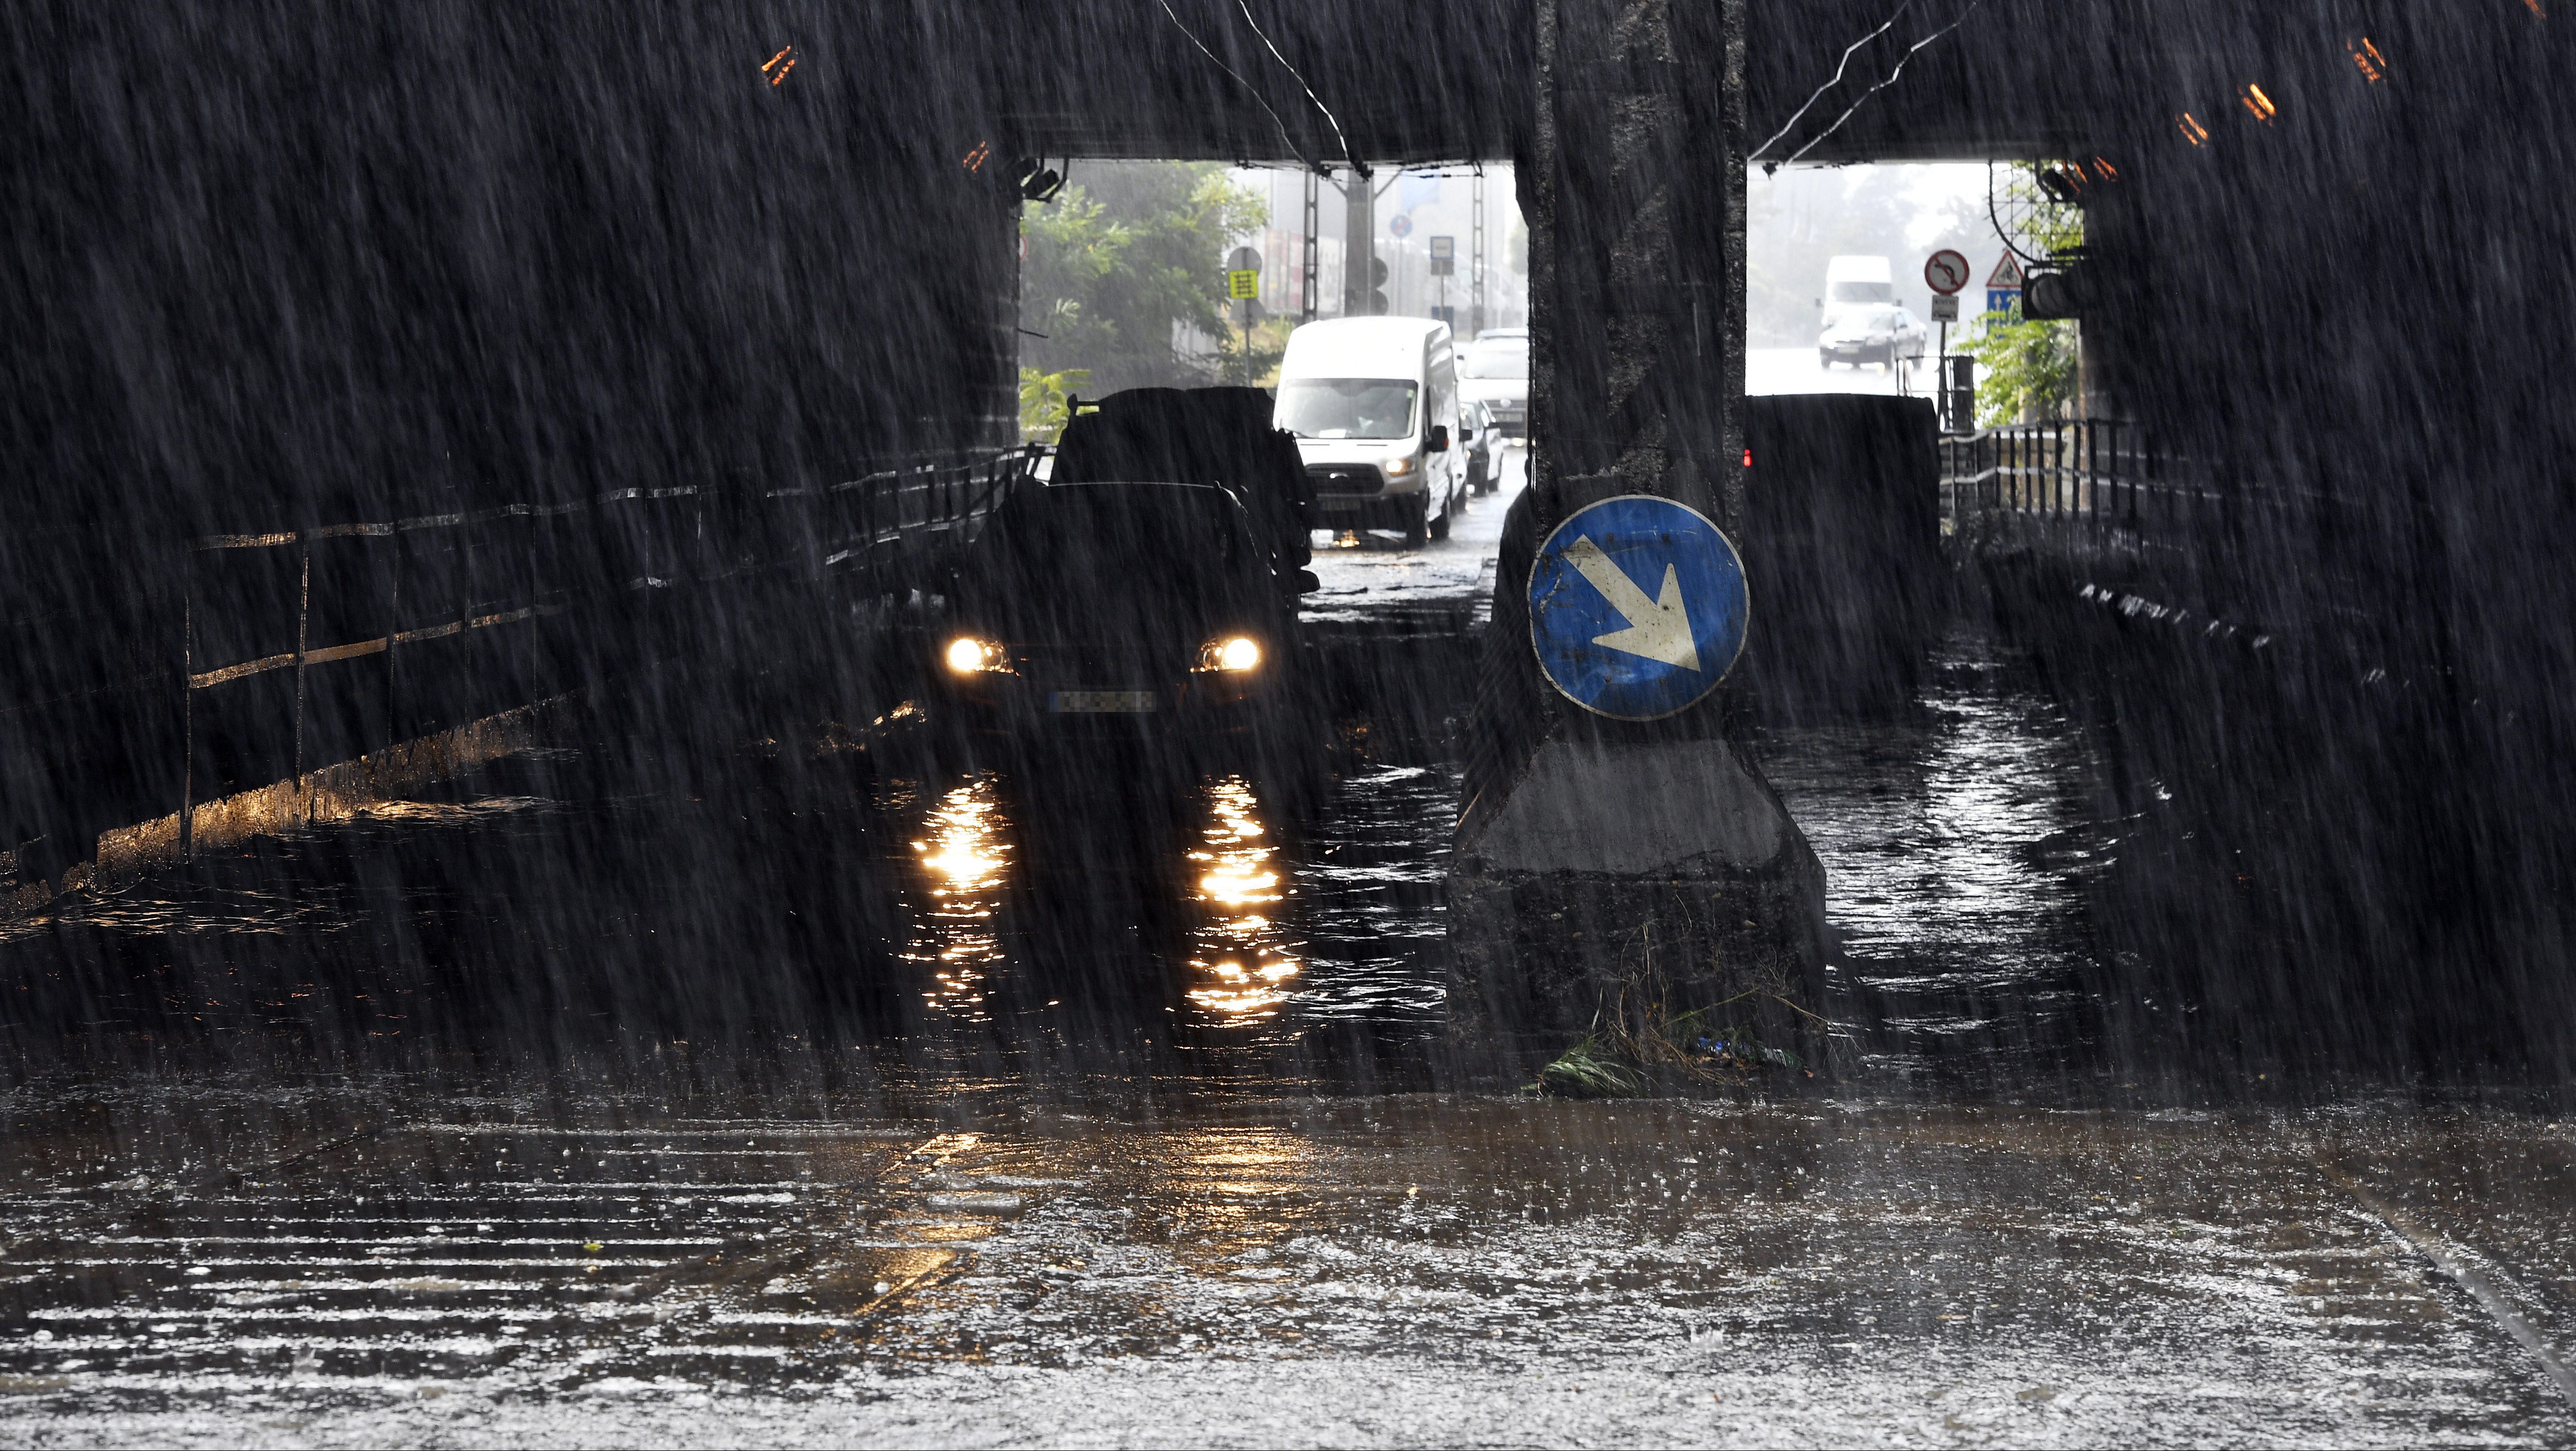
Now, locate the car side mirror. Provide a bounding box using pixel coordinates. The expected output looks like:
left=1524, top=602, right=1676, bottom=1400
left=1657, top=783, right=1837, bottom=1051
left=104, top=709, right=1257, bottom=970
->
left=1427, top=424, right=1450, bottom=453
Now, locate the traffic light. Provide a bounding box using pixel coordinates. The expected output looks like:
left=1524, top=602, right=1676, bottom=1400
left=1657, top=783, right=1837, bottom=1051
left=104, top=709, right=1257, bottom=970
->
left=1369, top=256, right=1389, bottom=287
left=2021, top=267, right=2092, bottom=321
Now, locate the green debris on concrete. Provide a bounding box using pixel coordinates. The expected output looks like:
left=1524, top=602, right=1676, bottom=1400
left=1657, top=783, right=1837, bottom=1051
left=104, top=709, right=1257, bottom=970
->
left=1531, top=929, right=1831, bottom=1097
left=1535, top=1030, right=1651, bottom=1098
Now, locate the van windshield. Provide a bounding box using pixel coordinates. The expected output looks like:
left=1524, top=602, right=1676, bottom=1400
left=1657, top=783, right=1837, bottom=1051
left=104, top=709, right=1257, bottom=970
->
left=1274, top=379, right=1419, bottom=440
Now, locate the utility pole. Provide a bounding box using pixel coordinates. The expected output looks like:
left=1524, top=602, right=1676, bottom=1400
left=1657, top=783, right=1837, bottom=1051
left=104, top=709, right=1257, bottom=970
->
left=1471, top=171, right=1487, bottom=338
left=1339, top=166, right=1373, bottom=316
left=1333, top=167, right=1405, bottom=316
left=1302, top=171, right=1320, bottom=323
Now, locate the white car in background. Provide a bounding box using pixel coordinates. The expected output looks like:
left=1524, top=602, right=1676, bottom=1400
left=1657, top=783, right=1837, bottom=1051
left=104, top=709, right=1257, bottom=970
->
left=1457, top=329, right=1528, bottom=438
left=1818, top=305, right=1928, bottom=369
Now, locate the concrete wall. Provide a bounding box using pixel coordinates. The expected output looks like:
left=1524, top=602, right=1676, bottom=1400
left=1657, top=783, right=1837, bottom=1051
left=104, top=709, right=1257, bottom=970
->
left=2, top=2, right=1024, bottom=880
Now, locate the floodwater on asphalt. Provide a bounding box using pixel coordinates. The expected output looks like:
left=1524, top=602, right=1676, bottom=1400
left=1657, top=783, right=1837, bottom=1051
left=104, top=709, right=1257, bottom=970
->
left=3, top=1092, right=2572, bottom=1446
left=0, top=618, right=2101, bottom=1105
left=4, top=508, right=2573, bottom=1443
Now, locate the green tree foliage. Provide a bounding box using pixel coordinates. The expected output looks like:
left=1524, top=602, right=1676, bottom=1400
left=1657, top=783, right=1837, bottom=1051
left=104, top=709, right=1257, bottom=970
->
left=1960, top=165, right=2085, bottom=425
left=1019, top=162, right=1267, bottom=397
left=1217, top=315, right=1291, bottom=390
left=1960, top=305, right=2079, bottom=425
left=1017, top=365, right=1090, bottom=442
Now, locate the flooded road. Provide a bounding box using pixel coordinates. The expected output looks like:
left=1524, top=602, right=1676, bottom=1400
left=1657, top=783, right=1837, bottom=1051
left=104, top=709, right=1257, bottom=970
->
left=3, top=1095, right=2571, bottom=1445
left=4, top=473, right=2573, bottom=1443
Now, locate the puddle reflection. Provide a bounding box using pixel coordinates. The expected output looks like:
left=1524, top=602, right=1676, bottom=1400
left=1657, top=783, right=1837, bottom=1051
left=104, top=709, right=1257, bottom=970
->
left=878, top=762, right=1445, bottom=1054
left=1185, top=776, right=1301, bottom=1022
left=904, top=774, right=1014, bottom=1022
left=1172, top=1127, right=1316, bottom=1228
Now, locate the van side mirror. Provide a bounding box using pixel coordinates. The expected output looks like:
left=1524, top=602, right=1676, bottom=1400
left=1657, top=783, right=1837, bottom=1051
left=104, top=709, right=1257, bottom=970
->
left=1427, top=424, right=1450, bottom=453
left=1286, top=568, right=1320, bottom=595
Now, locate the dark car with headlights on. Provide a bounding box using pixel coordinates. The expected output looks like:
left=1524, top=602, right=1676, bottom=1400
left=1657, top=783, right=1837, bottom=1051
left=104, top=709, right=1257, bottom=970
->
left=936, top=480, right=1303, bottom=750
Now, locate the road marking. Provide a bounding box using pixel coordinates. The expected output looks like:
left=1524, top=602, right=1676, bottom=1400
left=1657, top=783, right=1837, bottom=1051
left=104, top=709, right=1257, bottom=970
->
left=2323, top=1161, right=2576, bottom=1407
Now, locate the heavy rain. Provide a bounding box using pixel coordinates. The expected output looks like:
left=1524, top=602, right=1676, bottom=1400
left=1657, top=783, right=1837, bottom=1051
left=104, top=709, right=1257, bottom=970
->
left=6, top=2, right=2576, bottom=1445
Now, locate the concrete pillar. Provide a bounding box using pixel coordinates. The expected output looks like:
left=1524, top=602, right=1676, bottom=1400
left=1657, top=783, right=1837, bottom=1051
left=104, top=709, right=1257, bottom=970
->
left=1448, top=0, right=1828, bottom=1067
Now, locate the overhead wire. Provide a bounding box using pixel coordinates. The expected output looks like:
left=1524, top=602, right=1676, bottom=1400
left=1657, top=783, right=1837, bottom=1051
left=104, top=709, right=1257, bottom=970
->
left=1231, top=0, right=1365, bottom=176
left=1148, top=0, right=1316, bottom=170
left=1781, top=1, right=1984, bottom=167
left=1751, top=0, right=1917, bottom=163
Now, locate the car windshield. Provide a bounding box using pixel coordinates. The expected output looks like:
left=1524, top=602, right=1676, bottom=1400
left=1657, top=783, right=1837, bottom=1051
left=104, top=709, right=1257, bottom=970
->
left=1832, top=308, right=1899, bottom=331
left=982, top=486, right=1247, bottom=585
left=1274, top=379, right=1419, bottom=440
left=970, top=485, right=1264, bottom=639
left=1459, top=339, right=1529, bottom=380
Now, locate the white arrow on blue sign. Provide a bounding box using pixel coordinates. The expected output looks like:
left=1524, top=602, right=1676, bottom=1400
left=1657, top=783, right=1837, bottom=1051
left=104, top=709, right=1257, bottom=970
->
left=1527, top=494, right=1749, bottom=720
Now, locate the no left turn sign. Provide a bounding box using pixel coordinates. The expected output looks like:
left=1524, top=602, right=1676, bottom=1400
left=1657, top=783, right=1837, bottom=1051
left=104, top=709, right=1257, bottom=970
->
left=1925, top=249, right=1971, bottom=295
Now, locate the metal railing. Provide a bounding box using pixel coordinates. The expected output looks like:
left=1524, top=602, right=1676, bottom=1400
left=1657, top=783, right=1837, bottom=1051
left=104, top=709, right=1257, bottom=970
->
left=1940, top=419, right=2230, bottom=536
left=807, top=445, right=1036, bottom=573
left=171, top=445, right=1038, bottom=853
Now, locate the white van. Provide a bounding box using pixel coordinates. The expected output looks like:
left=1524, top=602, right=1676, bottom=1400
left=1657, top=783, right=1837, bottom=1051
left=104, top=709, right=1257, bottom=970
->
left=1824, top=255, right=1894, bottom=306
left=1273, top=318, right=1461, bottom=548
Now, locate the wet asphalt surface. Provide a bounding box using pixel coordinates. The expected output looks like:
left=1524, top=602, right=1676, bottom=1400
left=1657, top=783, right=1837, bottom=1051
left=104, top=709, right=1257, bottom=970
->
left=5, top=462, right=2575, bottom=1445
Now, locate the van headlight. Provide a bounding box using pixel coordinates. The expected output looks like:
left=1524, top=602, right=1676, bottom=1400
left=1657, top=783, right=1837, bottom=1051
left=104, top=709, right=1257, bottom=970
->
left=1382, top=457, right=1413, bottom=477
left=944, top=636, right=1010, bottom=674
left=1196, top=635, right=1262, bottom=673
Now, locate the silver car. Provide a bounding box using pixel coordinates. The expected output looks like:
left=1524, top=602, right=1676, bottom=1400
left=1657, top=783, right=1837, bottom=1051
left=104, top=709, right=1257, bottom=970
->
left=1460, top=399, right=1510, bottom=494
left=1818, top=305, right=1927, bottom=369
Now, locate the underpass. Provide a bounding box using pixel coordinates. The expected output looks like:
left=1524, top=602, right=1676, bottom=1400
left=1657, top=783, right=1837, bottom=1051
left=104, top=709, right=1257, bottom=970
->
left=9, top=479, right=2574, bottom=1437
left=8, top=0, right=2576, bottom=1443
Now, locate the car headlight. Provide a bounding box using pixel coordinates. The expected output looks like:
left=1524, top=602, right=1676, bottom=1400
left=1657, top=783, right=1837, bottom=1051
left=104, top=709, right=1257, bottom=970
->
left=1196, top=635, right=1262, bottom=673
left=1382, top=457, right=1413, bottom=476
left=944, top=636, right=1010, bottom=674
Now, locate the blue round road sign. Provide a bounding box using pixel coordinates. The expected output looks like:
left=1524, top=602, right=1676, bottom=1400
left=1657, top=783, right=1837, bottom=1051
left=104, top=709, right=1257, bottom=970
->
left=1528, top=494, right=1748, bottom=720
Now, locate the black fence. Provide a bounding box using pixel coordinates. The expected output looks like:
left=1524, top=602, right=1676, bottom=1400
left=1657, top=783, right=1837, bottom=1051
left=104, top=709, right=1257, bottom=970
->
left=1937, top=419, right=2235, bottom=535
left=1937, top=418, right=2428, bottom=654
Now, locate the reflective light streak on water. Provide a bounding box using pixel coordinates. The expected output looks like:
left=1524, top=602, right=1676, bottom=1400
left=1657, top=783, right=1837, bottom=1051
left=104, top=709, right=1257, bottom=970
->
left=1185, top=776, right=1299, bottom=1021
left=1758, top=625, right=2108, bottom=1093
left=904, top=774, right=1013, bottom=1025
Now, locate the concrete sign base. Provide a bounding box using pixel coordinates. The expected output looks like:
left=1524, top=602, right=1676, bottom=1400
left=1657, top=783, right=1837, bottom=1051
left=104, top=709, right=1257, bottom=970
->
left=1447, top=737, right=1829, bottom=1068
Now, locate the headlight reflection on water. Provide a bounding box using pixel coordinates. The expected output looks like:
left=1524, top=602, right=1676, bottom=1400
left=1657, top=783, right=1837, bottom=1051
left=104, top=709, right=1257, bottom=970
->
left=900, top=772, right=1302, bottom=1026
left=904, top=774, right=1013, bottom=1021
left=1185, top=775, right=1300, bottom=1020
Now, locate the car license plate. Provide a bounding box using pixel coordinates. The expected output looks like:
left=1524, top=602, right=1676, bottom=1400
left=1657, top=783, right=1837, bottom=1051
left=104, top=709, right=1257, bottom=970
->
left=1048, top=689, right=1159, bottom=714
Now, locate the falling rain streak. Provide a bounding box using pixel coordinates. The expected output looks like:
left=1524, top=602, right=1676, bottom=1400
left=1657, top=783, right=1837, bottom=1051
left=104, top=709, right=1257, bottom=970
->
left=8, top=0, right=2576, bottom=1443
